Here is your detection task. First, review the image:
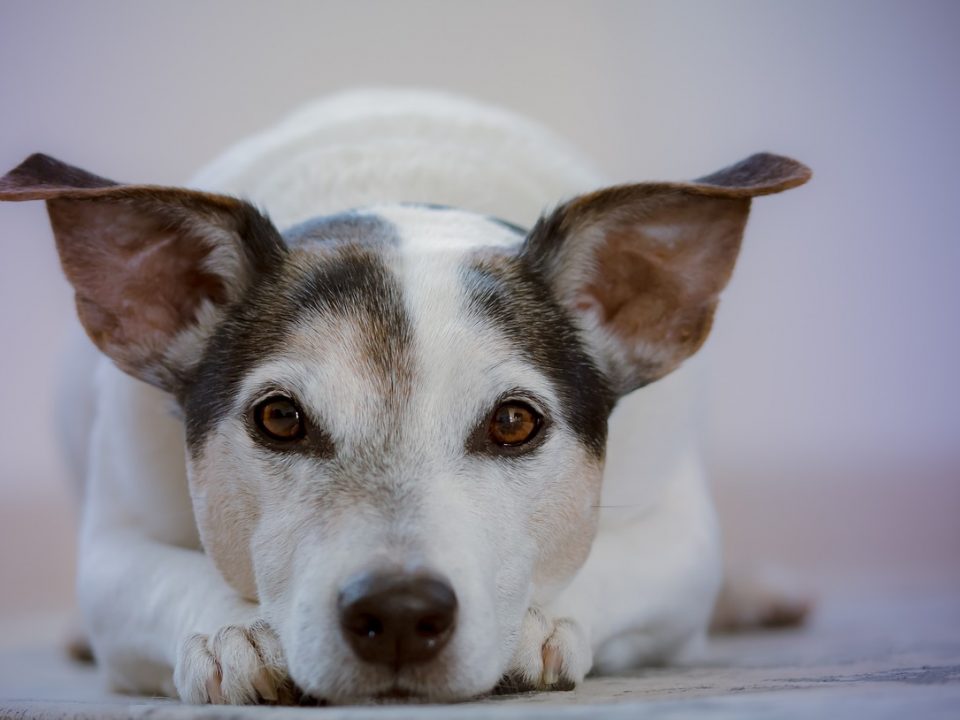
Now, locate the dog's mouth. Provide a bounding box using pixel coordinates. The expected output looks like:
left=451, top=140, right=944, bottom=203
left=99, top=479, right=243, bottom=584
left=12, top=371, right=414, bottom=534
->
left=294, top=681, right=436, bottom=706
left=373, top=685, right=420, bottom=703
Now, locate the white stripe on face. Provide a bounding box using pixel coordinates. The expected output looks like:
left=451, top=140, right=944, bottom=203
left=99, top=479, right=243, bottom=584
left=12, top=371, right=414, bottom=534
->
left=376, top=206, right=556, bottom=449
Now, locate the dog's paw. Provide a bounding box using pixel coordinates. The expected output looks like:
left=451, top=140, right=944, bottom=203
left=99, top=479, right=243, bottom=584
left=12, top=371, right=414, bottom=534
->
left=496, top=608, right=591, bottom=693
left=174, top=620, right=296, bottom=705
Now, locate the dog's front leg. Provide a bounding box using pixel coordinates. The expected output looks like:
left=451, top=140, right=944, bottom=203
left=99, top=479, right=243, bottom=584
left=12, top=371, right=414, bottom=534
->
left=503, top=456, right=722, bottom=690
left=558, top=457, right=723, bottom=675
left=78, top=529, right=292, bottom=704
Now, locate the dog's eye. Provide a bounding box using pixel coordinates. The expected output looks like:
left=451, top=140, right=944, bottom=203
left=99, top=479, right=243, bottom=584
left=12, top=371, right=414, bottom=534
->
left=489, top=401, right=542, bottom=447
left=254, top=395, right=305, bottom=442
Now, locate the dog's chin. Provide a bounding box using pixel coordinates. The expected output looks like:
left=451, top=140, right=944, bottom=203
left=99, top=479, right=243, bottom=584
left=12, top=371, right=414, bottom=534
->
left=294, top=662, right=502, bottom=706
left=367, top=684, right=472, bottom=705
left=301, top=683, right=483, bottom=706
left=305, top=676, right=500, bottom=706
left=372, top=686, right=420, bottom=703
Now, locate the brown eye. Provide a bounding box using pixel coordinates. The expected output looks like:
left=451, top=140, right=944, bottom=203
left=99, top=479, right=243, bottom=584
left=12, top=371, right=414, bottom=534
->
left=489, top=401, right=542, bottom=447
left=254, top=395, right=305, bottom=442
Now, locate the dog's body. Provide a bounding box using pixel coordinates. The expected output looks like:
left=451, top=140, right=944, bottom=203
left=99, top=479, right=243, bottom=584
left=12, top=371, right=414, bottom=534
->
left=2, top=90, right=809, bottom=703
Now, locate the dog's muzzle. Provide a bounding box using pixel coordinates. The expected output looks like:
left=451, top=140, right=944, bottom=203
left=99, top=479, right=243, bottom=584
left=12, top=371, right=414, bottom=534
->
left=338, top=570, right=458, bottom=668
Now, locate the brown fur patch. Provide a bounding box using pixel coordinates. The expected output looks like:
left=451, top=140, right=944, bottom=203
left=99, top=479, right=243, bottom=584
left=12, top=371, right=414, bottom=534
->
left=51, top=198, right=230, bottom=377
left=464, top=251, right=614, bottom=458
left=0, top=153, right=286, bottom=391
left=183, top=225, right=412, bottom=453
left=523, top=153, right=811, bottom=392
left=580, top=194, right=749, bottom=382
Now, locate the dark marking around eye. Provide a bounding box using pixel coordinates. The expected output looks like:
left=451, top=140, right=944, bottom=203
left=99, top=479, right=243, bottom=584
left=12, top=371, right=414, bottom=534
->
left=462, top=254, right=614, bottom=458
left=182, top=213, right=408, bottom=454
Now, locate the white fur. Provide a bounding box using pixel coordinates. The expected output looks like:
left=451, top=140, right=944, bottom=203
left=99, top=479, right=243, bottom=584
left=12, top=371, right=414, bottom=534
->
left=67, top=89, right=721, bottom=701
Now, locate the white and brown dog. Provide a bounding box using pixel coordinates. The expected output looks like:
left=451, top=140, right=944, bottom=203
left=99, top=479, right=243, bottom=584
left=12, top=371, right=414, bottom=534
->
left=0, top=90, right=809, bottom=704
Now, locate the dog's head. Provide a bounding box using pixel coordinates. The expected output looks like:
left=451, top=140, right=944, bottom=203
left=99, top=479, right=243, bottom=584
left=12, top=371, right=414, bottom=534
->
left=0, top=152, right=808, bottom=701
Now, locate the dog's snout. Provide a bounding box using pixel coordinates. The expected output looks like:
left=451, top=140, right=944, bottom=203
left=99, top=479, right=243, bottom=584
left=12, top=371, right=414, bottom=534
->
left=338, top=570, right=458, bottom=667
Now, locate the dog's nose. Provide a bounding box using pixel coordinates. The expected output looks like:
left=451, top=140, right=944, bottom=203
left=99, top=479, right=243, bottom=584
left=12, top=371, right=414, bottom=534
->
left=338, top=570, right=458, bottom=667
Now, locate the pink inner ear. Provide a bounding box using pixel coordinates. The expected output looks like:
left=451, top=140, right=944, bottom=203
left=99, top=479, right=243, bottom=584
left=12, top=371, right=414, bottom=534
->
left=579, top=196, right=748, bottom=381
left=50, top=198, right=227, bottom=377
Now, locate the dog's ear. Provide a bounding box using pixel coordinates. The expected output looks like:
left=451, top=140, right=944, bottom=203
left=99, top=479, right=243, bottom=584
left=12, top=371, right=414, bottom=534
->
left=0, top=154, right=286, bottom=392
left=523, top=153, right=810, bottom=395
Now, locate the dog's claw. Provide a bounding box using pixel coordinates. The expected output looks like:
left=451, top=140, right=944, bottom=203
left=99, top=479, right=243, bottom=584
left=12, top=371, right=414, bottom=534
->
left=541, top=644, right=560, bottom=685
left=205, top=672, right=224, bottom=704
left=252, top=672, right=277, bottom=702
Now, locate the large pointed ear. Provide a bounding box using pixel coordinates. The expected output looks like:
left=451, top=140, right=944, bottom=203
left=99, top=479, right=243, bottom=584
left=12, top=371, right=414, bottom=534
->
left=522, top=153, right=811, bottom=395
left=0, top=154, right=286, bottom=392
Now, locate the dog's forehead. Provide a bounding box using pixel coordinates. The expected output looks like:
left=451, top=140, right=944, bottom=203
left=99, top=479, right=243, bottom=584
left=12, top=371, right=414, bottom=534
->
left=283, top=205, right=525, bottom=251
left=184, top=205, right=612, bottom=456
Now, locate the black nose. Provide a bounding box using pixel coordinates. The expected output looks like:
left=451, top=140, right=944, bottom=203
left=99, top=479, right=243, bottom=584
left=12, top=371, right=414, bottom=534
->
left=338, top=570, right=458, bottom=667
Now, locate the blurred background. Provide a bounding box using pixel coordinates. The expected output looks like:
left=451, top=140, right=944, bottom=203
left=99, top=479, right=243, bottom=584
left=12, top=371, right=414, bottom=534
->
left=0, top=0, right=957, bottom=647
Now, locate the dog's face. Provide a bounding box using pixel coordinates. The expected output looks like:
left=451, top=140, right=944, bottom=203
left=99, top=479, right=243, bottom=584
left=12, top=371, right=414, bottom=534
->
left=0, top=152, right=809, bottom=702
left=186, top=207, right=613, bottom=700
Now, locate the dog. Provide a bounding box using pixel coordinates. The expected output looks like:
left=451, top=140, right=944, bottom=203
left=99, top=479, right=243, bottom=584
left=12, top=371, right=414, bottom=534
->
left=0, top=90, right=810, bottom=704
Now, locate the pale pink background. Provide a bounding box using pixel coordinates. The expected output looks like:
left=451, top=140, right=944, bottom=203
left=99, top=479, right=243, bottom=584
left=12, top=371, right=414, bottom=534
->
left=0, top=1, right=957, bottom=645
